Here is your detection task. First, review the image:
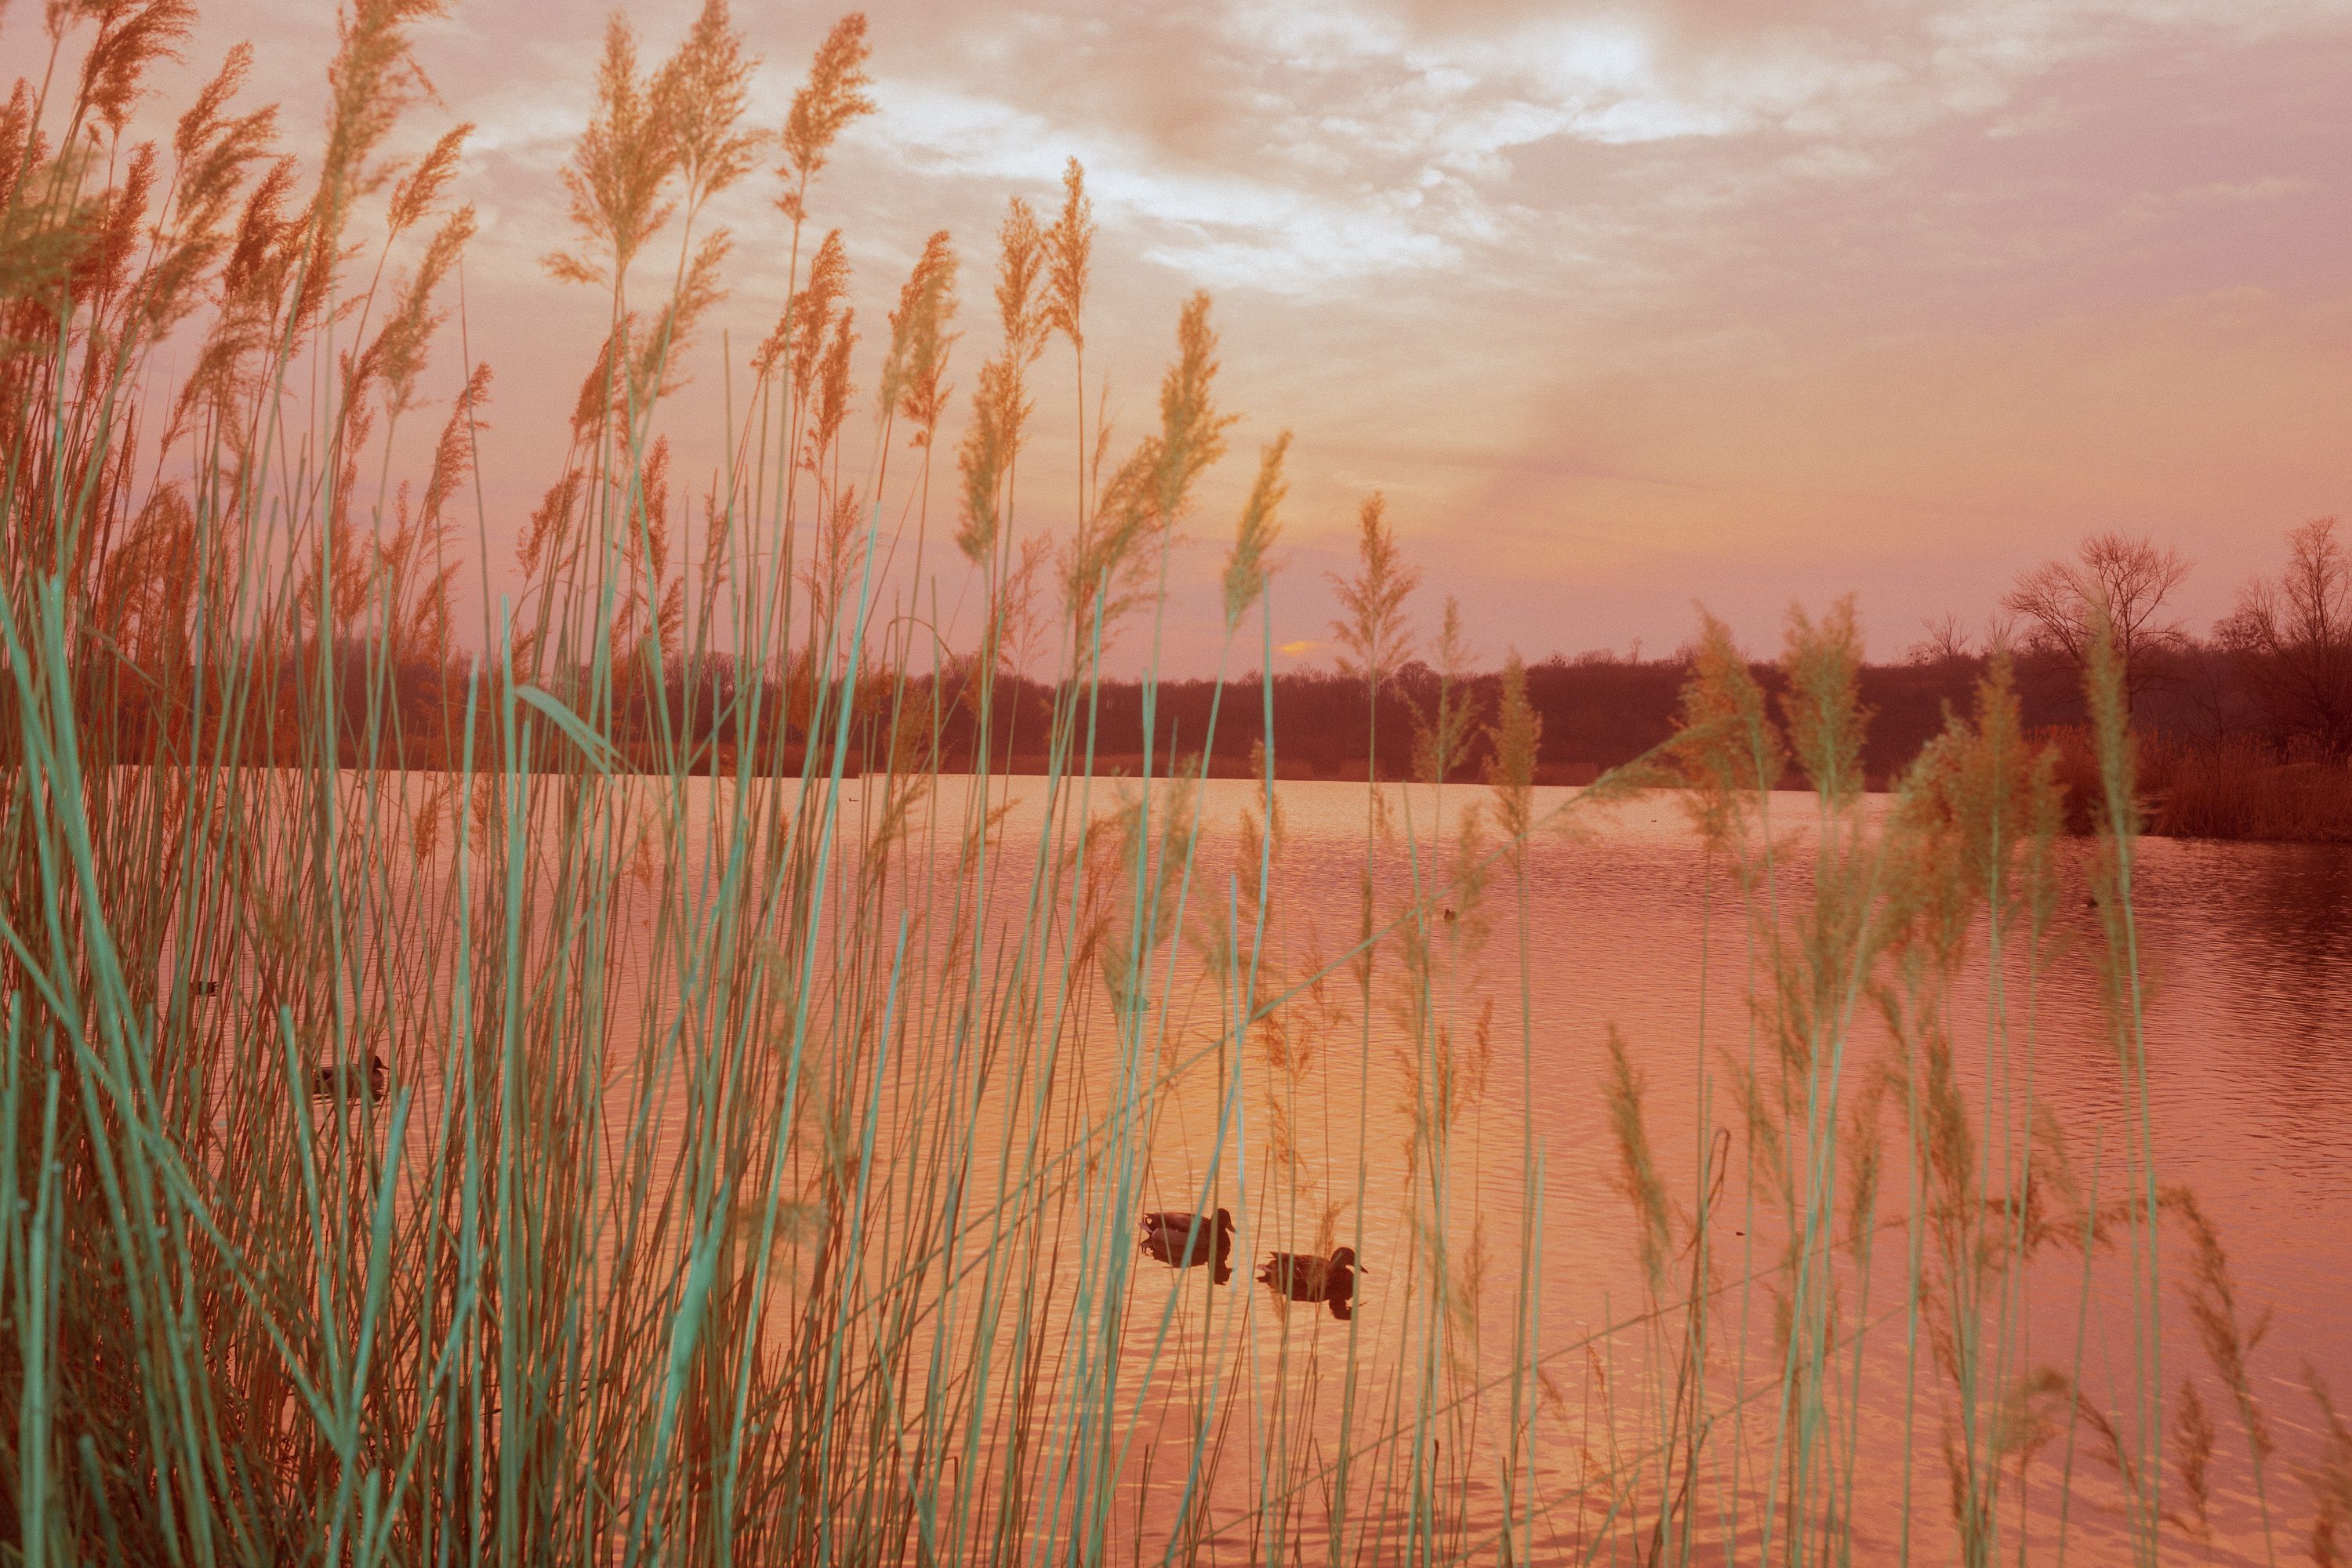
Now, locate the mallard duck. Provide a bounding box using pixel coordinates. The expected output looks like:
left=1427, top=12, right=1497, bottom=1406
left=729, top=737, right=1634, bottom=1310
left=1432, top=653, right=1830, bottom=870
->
left=310, top=1053, right=387, bottom=1105
left=1140, top=1208, right=1235, bottom=1284
left=1257, top=1246, right=1363, bottom=1320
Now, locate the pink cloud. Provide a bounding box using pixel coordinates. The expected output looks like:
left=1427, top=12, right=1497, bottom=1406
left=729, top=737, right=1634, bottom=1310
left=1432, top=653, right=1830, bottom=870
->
left=34, top=0, right=2352, bottom=671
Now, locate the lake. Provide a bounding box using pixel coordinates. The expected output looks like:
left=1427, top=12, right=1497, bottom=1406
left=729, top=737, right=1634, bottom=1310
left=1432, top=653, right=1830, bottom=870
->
left=219, top=770, right=2351, bottom=1563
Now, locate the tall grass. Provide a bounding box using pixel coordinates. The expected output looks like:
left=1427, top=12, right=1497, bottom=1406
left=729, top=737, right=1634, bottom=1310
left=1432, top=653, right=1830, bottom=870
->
left=0, top=5, right=2338, bottom=1564
left=2044, top=730, right=2352, bottom=844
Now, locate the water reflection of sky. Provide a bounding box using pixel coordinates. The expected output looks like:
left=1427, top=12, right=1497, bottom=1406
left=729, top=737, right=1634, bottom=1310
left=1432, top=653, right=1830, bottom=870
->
left=1133, top=781, right=2352, bottom=1563
left=313, top=772, right=2347, bottom=1563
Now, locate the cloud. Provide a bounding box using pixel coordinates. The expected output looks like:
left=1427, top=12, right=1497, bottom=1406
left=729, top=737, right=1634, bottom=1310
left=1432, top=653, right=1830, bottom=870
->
left=866, top=80, right=1465, bottom=291
left=846, top=0, right=2350, bottom=314
left=96, top=0, right=2352, bottom=673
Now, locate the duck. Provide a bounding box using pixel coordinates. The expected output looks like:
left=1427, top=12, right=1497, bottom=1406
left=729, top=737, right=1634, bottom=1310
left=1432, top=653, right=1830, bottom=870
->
left=1139, top=1208, right=1235, bottom=1284
left=310, top=1053, right=388, bottom=1105
left=1257, top=1246, right=1363, bottom=1320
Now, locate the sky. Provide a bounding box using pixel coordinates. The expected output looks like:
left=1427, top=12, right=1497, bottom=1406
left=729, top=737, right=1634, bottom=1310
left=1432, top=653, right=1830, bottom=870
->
left=32, top=0, right=2352, bottom=673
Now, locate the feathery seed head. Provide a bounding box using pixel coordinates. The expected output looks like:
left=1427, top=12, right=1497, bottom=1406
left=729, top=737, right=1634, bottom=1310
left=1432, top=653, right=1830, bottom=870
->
left=79, top=0, right=195, bottom=136
left=882, top=229, right=957, bottom=442
left=1330, top=492, right=1418, bottom=686
left=757, top=227, right=846, bottom=384
left=1152, top=290, right=1233, bottom=524
left=1604, top=1025, right=1672, bottom=1295
left=654, top=0, right=759, bottom=209
left=805, top=306, right=857, bottom=465
left=172, top=40, right=250, bottom=166
left=1045, top=157, right=1094, bottom=353
left=421, top=361, right=491, bottom=526
left=387, top=122, right=469, bottom=234
left=994, top=195, right=1044, bottom=359
left=955, top=351, right=1027, bottom=566
left=628, top=227, right=731, bottom=408
left=544, top=13, right=678, bottom=287
left=320, top=0, right=447, bottom=216
left=1486, top=648, right=1541, bottom=850
left=367, top=201, right=474, bottom=417
left=778, top=13, right=873, bottom=219
left=1221, top=430, right=1289, bottom=629
left=1780, top=596, right=1868, bottom=801
left=1669, top=611, right=1784, bottom=851
left=1060, top=435, right=1165, bottom=648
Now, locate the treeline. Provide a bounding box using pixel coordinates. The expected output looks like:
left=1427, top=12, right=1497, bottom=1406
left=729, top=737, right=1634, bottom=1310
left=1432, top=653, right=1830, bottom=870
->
left=40, top=518, right=2352, bottom=822
left=37, top=627, right=2336, bottom=793
left=924, top=653, right=2043, bottom=787
left=13, top=637, right=2083, bottom=786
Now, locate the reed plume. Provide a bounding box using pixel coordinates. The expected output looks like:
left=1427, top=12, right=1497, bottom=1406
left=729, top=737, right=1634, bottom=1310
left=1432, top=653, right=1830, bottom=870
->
left=1666, top=612, right=1784, bottom=858
left=78, top=0, right=196, bottom=138
left=2308, top=1374, right=2352, bottom=1566
left=760, top=226, right=846, bottom=387
left=1605, top=1025, right=1671, bottom=1294
left=1484, top=648, right=1540, bottom=852
left=1059, top=294, right=1232, bottom=651
left=2169, top=1376, right=2216, bottom=1541
left=1044, top=158, right=1093, bottom=354
left=1330, top=492, right=1417, bottom=692
left=1046, top=158, right=1095, bottom=573
left=387, top=121, right=470, bottom=234
left=954, top=199, right=1050, bottom=567
left=805, top=305, right=856, bottom=474
left=993, top=194, right=1045, bottom=361
left=319, top=0, right=448, bottom=223
left=655, top=0, right=758, bottom=216
left=1410, top=595, right=1480, bottom=786
left=362, top=199, right=474, bottom=420
left=1780, top=595, right=1867, bottom=798
left=881, top=229, right=956, bottom=438
left=546, top=14, right=679, bottom=289
left=776, top=13, right=873, bottom=224
left=2165, top=1185, right=2280, bottom=1551
left=955, top=353, right=1019, bottom=566
left=1148, top=290, right=1232, bottom=524
left=1221, top=430, right=1289, bottom=629
left=419, top=362, right=490, bottom=538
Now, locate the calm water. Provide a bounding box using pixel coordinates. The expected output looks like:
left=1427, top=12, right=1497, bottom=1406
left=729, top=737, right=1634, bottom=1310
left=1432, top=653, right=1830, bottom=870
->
left=299, top=773, right=2352, bottom=1561
left=1062, top=782, right=2352, bottom=1562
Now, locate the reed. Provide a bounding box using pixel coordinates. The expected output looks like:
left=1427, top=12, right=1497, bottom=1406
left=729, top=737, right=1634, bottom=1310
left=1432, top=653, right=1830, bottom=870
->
left=0, top=5, right=2328, bottom=1564
left=2044, top=727, right=2352, bottom=844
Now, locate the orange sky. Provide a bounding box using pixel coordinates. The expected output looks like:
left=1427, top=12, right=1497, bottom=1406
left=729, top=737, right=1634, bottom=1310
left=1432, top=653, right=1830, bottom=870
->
left=51, top=0, right=2352, bottom=673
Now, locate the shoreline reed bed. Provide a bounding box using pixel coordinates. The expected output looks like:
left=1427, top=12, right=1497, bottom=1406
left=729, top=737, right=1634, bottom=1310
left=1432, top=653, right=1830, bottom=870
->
left=2045, top=728, right=2352, bottom=844
left=2, top=4, right=2342, bottom=1563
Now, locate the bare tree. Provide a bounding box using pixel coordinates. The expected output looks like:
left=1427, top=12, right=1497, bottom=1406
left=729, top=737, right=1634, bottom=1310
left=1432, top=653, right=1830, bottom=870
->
left=1906, top=610, right=1976, bottom=666
left=2216, top=516, right=2352, bottom=759
left=2001, top=531, right=2192, bottom=717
